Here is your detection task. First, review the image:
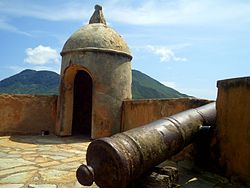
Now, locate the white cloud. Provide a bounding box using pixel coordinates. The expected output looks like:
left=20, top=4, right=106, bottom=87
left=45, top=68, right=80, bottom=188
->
left=107, top=0, right=250, bottom=26
left=2, top=65, right=25, bottom=76
left=24, top=45, right=60, bottom=65
left=161, top=81, right=177, bottom=89
left=0, top=17, right=31, bottom=36
left=4, top=64, right=60, bottom=76
left=32, top=66, right=60, bottom=74
left=179, top=87, right=217, bottom=100
left=1, top=1, right=250, bottom=26
left=147, top=45, right=187, bottom=62
left=161, top=81, right=216, bottom=99
left=0, top=1, right=91, bottom=21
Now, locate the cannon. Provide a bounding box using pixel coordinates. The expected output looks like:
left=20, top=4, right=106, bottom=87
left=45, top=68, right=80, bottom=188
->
left=76, top=102, right=216, bottom=188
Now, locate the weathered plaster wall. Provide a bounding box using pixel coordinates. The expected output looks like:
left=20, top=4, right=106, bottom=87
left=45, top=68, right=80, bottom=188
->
left=57, top=52, right=131, bottom=138
left=121, top=98, right=210, bottom=131
left=0, top=94, right=57, bottom=135
left=215, top=77, right=250, bottom=182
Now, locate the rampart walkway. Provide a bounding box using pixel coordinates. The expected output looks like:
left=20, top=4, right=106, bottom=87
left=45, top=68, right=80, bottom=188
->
left=0, top=135, right=237, bottom=188
left=0, top=135, right=97, bottom=188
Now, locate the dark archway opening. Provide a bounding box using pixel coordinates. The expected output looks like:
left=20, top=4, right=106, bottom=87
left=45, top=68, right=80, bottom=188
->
left=72, top=70, right=92, bottom=137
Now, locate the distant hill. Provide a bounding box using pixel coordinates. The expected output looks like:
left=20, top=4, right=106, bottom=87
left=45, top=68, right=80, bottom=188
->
left=132, top=70, right=187, bottom=99
left=0, top=69, right=59, bottom=95
left=0, top=69, right=188, bottom=99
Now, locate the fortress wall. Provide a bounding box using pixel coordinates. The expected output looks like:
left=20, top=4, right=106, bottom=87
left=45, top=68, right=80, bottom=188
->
left=0, top=94, right=57, bottom=135
left=214, top=77, right=250, bottom=182
left=121, top=98, right=211, bottom=131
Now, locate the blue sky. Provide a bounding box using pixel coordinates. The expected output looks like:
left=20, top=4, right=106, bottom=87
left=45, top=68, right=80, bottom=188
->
left=0, top=0, right=250, bottom=99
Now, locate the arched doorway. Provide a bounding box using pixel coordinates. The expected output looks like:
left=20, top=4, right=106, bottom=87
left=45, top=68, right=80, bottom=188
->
left=72, top=70, right=92, bottom=136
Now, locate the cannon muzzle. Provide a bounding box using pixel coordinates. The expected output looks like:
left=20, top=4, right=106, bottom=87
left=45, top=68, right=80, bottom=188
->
left=77, top=102, right=216, bottom=188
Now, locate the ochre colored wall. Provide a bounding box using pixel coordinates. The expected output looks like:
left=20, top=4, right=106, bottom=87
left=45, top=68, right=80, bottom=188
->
left=0, top=94, right=57, bottom=135
left=215, top=77, right=250, bottom=182
left=121, top=98, right=210, bottom=131
left=57, top=52, right=131, bottom=138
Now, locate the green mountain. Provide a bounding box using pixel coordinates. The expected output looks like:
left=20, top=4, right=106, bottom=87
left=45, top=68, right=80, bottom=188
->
left=132, top=70, right=187, bottom=99
left=0, top=69, right=188, bottom=99
left=0, top=69, right=59, bottom=95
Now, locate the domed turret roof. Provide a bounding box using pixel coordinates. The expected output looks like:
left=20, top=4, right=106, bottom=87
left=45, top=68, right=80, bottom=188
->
left=61, top=5, right=131, bottom=59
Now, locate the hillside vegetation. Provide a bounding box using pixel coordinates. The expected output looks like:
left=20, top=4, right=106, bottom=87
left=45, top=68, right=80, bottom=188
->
left=132, top=70, right=187, bottom=99
left=0, top=69, right=188, bottom=99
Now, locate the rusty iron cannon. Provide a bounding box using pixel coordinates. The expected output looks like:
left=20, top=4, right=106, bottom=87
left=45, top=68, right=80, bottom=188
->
left=76, top=102, right=216, bottom=188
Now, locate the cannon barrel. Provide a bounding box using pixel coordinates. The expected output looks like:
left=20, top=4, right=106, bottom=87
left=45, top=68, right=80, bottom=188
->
left=77, top=102, right=216, bottom=188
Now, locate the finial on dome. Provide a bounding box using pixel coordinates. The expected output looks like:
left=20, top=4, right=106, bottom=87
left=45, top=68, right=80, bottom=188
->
left=89, top=5, right=107, bottom=25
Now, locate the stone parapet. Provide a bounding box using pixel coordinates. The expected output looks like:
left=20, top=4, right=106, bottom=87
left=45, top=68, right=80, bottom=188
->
left=121, top=98, right=211, bottom=131
left=0, top=94, right=57, bottom=135
left=215, top=76, right=250, bottom=183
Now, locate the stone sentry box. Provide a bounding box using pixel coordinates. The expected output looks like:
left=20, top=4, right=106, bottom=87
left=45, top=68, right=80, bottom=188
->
left=55, top=5, right=132, bottom=139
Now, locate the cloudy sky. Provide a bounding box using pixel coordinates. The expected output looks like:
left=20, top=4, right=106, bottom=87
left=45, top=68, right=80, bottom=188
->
left=0, top=0, right=250, bottom=99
